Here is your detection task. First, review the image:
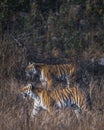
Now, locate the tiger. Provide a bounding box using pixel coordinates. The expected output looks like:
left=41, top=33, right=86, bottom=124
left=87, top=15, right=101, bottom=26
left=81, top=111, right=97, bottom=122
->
left=25, top=62, right=79, bottom=89
left=20, top=83, right=92, bottom=119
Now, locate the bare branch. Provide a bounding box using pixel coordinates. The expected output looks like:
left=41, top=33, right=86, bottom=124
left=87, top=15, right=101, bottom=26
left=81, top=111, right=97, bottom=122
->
left=11, top=35, right=23, bottom=47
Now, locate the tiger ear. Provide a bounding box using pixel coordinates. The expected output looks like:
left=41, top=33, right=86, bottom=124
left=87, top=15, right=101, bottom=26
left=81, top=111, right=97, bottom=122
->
left=20, top=87, right=23, bottom=93
left=27, top=83, right=32, bottom=89
left=28, top=62, right=32, bottom=65
left=28, top=62, right=35, bottom=66
left=32, top=62, right=35, bottom=66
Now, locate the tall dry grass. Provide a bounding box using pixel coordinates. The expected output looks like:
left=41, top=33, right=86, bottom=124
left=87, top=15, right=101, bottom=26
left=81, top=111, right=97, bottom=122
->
left=0, top=75, right=104, bottom=130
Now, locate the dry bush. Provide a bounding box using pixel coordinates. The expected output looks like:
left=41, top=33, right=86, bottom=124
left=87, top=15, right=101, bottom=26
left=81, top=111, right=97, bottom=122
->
left=0, top=38, right=27, bottom=79
left=0, top=76, right=104, bottom=130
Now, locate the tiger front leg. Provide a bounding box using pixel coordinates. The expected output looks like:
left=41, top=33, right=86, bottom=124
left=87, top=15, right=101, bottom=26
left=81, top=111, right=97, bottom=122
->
left=31, top=108, right=40, bottom=118
left=40, top=75, right=47, bottom=88
left=31, top=101, right=41, bottom=118
left=74, top=109, right=83, bottom=122
left=41, top=81, right=47, bottom=88
left=47, top=106, right=54, bottom=116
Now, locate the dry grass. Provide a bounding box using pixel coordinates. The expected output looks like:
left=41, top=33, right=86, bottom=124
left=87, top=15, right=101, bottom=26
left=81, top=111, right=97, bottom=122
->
left=0, top=76, right=104, bottom=130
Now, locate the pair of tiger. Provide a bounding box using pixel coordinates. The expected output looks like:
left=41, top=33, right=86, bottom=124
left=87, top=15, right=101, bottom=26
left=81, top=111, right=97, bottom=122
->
left=20, top=62, right=92, bottom=118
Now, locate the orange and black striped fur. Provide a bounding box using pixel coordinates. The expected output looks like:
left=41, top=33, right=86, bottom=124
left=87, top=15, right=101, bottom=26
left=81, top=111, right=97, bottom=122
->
left=25, top=62, right=79, bottom=89
left=20, top=83, right=92, bottom=118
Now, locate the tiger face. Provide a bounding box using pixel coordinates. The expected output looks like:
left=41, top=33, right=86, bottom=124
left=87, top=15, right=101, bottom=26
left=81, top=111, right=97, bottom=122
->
left=25, top=63, right=37, bottom=78
left=20, top=83, right=34, bottom=98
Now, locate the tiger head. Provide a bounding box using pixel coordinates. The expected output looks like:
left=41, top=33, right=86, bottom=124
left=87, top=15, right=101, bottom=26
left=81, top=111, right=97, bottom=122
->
left=25, top=62, right=37, bottom=78
left=20, top=83, right=43, bottom=99
left=25, top=62, right=44, bottom=78
left=20, top=83, right=34, bottom=98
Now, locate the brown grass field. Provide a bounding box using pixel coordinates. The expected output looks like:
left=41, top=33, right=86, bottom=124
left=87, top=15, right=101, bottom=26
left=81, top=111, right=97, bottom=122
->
left=0, top=75, right=104, bottom=130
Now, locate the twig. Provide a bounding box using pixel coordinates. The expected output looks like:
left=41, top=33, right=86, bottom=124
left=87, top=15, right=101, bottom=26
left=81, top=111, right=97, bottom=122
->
left=11, top=35, right=23, bottom=47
